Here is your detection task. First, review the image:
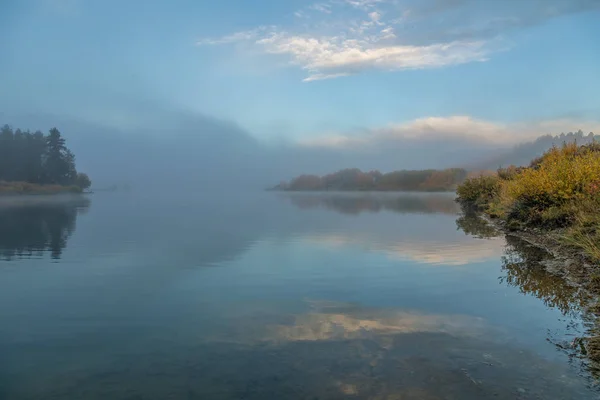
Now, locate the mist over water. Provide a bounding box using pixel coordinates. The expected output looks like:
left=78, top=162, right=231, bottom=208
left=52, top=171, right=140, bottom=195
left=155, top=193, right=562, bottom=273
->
left=2, top=0, right=599, bottom=397
left=4, top=106, right=517, bottom=191
left=0, top=191, right=597, bottom=399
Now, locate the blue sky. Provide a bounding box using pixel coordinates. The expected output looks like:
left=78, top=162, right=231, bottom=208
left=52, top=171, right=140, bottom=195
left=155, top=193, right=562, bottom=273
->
left=1, top=0, right=600, bottom=147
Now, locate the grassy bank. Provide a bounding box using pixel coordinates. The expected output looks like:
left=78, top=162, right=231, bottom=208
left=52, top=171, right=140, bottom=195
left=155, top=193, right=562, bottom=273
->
left=0, top=181, right=83, bottom=195
left=456, top=142, right=600, bottom=263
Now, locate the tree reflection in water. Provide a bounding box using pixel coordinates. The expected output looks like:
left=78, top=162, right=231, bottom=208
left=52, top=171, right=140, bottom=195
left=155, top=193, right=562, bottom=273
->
left=455, top=208, right=500, bottom=239
left=456, top=210, right=587, bottom=315
left=281, top=192, right=459, bottom=215
left=501, top=235, right=588, bottom=315
left=456, top=210, right=598, bottom=376
left=0, top=195, right=90, bottom=260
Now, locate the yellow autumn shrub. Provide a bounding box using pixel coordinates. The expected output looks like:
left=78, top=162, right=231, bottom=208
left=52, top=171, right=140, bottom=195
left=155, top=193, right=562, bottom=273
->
left=457, top=142, right=600, bottom=261
left=504, top=143, right=600, bottom=206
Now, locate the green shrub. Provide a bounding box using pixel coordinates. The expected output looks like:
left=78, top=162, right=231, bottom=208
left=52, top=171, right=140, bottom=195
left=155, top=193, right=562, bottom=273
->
left=75, top=173, right=92, bottom=190
left=455, top=175, right=500, bottom=208
left=497, top=165, right=524, bottom=180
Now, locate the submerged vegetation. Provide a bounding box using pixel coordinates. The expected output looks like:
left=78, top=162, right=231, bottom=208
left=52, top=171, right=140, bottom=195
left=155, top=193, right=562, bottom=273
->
left=273, top=168, right=468, bottom=192
left=0, top=124, right=91, bottom=194
left=457, top=142, right=600, bottom=262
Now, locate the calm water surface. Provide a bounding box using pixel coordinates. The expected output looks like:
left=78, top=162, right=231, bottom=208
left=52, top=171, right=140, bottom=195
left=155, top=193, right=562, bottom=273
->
left=0, top=192, right=597, bottom=399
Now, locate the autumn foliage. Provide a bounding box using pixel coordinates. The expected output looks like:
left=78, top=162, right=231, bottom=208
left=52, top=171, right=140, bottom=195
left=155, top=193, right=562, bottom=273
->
left=275, top=168, right=467, bottom=192
left=457, top=142, right=600, bottom=261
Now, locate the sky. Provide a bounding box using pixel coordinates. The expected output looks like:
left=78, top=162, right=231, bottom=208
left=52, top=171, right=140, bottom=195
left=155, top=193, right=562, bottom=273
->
left=1, top=0, right=600, bottom=181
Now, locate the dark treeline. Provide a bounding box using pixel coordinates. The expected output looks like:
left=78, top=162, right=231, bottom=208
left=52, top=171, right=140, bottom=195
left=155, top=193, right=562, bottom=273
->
left=273, top=168, right=468, bottom=192
left=0, top=125, right=91, bottom=190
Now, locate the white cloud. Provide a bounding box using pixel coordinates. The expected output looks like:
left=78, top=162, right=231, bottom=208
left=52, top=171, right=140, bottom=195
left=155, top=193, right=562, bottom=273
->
left=343, top=0, right=386, bottom=11
left=303, top=72, right=352, bottom=82
left=196, top=27, right=271, bottom=45
left=368, top=11, right=382, bottom=22
left=196, top=0, right=495, bottom=81
left=297, top=116, right=600, bottom=148
left=379, top=27, right=396, bottom=40
left=218, top=31, right=491, bottom=81
left=309, top=3, right=333, bottom=14
left=196, top=0, right=599, bottom=81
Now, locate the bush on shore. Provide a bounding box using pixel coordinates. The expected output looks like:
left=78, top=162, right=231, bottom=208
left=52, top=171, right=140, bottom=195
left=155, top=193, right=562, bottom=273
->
left=456, top=142, right=600, bottom=262
left=455, top=175, right=500, bottom=207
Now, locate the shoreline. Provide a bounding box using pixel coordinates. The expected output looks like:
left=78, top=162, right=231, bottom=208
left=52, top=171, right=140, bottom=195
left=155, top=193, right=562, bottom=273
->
left=0, top=191, right=91, bottom=196
left=0, top=192, right=92, bottom=209
left=478, top=213, right=597, bottom=292
left=0, top=182, right=85, bottom=196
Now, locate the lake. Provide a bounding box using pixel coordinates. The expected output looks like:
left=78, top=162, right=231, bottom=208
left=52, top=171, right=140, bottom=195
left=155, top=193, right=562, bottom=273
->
left=0, top=191, right=597, bottom=399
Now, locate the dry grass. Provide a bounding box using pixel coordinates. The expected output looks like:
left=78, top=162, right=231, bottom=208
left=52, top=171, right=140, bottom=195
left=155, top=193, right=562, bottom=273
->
left=563, top=204, right=600, bottom=262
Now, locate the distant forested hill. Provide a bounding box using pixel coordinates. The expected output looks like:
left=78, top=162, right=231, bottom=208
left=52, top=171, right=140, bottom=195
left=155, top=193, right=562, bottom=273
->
left=476, top=130, right=598, bottom=170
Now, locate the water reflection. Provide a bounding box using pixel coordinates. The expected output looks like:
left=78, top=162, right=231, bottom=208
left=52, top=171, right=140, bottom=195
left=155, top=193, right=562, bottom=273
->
left=501, top=235, right=587, bottom=315
left=281, top=192, right=459, bottom=215
left=4, top=300, right=591, bottom=399
left=304, top=233, right=506, bottom=266
left=455, top=209, right=500, bottom=239
left=188, top=302, right=589, bottom=399
left=455, top=211, right=587, bottom=315
left=499, top=234, right=599, bottom=376
left=0, top=194, right=598, bottom=398
left=456, top=210, right=597, bottom=376
left=265, top=301, right=488, bottom=343
left=0, top=195, right=90, bottom=260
